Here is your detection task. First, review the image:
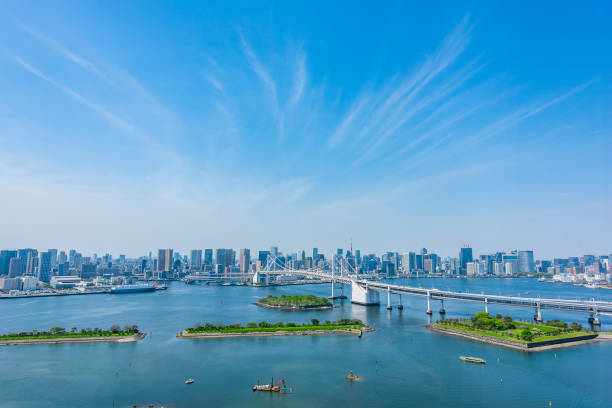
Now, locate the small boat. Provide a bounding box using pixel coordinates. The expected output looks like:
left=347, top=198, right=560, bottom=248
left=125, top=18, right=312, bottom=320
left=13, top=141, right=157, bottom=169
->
left=460, top=356, right=486, bottom=364
left=345, top=371, right=359, bottom=381
left=524, top=291, right=531, bottom=295
left=153, top=283, right=168, bottom=290
left=185, top=378, right=195, bottom=384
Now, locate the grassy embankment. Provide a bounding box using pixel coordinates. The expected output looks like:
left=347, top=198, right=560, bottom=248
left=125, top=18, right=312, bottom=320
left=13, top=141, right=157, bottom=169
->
left=185, top=318, right=364, bottom=334
left=0, top=325, right=139, bottom=341
left=257, top=294, right=332, bottom=308
left=434, top=312, right=595, bottom=343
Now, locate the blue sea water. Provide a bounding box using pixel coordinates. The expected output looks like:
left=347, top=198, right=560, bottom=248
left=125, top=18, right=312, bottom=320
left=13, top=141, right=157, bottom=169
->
left=0, top=278, right=610, bottom=407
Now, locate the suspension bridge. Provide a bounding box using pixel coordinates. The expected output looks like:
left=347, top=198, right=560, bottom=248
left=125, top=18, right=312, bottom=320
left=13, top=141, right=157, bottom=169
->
left=185, top=254, right=612, bottom=325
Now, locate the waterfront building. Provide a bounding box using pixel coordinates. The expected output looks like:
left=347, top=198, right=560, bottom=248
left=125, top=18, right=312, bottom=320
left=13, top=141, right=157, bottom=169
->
left=8, top=257, right=24, bottom=277
left=58, top=262, right=70, bottom=276
left=239, top=249, right=250, bottom=274
left=0, top=277, right=20, bottom=291
left=81, top=264, right=98, bottom=280
left=518, top=250, right=535, bottom=273
left=493, top=261, right=505, bottom=276
left=502, top=252, right=519, bottom=274
left=38, top=251, right=52, bottom=283
left=466, top=261, right=483, bottom=277
left=459, top=246, right=472, bottom=275
left=258, top=251, right=270, bottom=270
left=504, top=262, right=516, bottom=275
left=20, top=275, right=38, bottom=290
left=50, top=275, right=80, bottom=289
left=158, top=249, right=173, bottom=272
left=190, top=250, right=203, bottom=270
left=0, top=250, right=18, bottom=276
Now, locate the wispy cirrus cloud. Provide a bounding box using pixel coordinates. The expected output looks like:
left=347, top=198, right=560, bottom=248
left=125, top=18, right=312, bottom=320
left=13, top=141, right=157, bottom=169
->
left=238, top=29, right=279, bottom=115
left=327, top=15, right=475, bottom=159
left=9, top=54, right=136, bottom=135
left=289, top=47, right=307, bottom=107
left=466, top=79, right=598, bottom=144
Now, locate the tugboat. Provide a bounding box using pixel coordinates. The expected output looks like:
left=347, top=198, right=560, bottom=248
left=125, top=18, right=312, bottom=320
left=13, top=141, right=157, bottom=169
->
left=459, top=356, right=486, bottom=364
left=185, top=378, right=195, bottom=384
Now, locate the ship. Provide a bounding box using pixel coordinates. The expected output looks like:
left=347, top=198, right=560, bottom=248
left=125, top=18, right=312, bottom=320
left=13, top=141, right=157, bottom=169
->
left=110, top=284, right=155, bottom=294
left=252, top=378, right=292, bottom=393
left=459, top=356, right=486, bottom=364
left=185, top=378, right=195, bottom=384
left=153, top=283, right=168, bottom=290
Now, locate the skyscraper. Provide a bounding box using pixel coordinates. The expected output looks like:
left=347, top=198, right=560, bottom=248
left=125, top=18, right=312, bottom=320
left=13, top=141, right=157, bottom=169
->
left=38, top=251, right=52, bottom=283
left=240, top=249, right=251, bottom=274
left=190, top=250, right=202, bottom=270
left=204, top=249, right=213, bottom=265
left=459, top=246, right=473, bottom=275
left=312, top=248, right=318, bottom=260
left=157, top=249, right=173, bottom=272
left=518, top=250, right=535, bottom=273
left=8, top=258, right=23, bottom=277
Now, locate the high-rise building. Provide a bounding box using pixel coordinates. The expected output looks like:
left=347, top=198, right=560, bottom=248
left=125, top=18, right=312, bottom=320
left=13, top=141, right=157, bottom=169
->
left=58, top=251, right=67, bottom=265
left=312, top=248, right=318, bottom=261
left=459, top=246, right=473, bottom=275
left=69, top=249, right=77, bottom=266
left=8, top=257, right=24, bottom=277
left=240, top=249, right=251, bottom=274
left=270, top=247, right=279, bottom=258
left=190, top=250, right=203, bottom=270
left=157, top=249, right=173, bottom=272
left=258, top=251, right=271, bottom=270
left=38, top=251, right=52, bottom=283
left=204, top=249, right=213, bottom=265
left=518, top=250, right=535, bottom=273
left=0, top=250, right=18, bottom=276
left=215, top=249, right=234, bottom=267
left=48, top=249, right=58, bottom=267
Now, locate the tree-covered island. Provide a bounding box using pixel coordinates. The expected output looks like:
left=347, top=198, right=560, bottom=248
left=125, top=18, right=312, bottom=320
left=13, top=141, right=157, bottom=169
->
left=255, top=294, right=333, bottom=310
left=179, top=318, right=371, bottom=338
left=430, top=311, right=598, bottom=349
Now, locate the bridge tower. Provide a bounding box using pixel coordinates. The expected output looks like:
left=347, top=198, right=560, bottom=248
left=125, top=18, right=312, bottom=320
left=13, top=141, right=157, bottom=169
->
left=534, top=302, right=543, bottom=322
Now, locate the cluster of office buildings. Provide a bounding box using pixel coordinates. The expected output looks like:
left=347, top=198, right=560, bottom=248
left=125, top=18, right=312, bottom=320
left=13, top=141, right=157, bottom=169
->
left=1, top=245, right=610, bottom=293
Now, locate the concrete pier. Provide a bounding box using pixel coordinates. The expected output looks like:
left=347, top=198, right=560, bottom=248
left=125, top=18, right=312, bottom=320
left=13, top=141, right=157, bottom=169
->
left=426, top=291, right=432, bottom=315
left=439, top=298, right=446, bottom=314
left=351, top=281, right=380, bottom=306
left=397, top=294, right=404, bottom=310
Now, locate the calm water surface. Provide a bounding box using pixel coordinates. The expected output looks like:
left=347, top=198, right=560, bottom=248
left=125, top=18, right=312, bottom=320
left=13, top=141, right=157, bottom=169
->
left=1, top=278, right=610, bottom=407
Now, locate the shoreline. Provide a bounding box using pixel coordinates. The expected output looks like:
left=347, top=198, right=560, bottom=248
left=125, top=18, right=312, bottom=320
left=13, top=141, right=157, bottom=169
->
left=177, top=327, right=373, bottom=339
left=427, top=324, right=606, bottom=352
left=253, top=301, right=333, bottom=311
left=0, top=332, right=146, bottom=346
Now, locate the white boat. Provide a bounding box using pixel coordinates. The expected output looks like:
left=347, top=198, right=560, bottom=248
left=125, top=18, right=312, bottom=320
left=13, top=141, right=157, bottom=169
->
left=185, top=378, right=195, bottom=384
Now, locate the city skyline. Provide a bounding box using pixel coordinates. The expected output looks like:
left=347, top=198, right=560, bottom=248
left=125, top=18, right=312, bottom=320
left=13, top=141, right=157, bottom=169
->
left=1, top=2, right=610, bottom=258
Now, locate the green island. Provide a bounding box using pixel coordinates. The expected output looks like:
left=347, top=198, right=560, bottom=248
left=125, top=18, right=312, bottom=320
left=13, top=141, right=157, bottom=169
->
left=0, top=325, right=145, bottom=346
left=429, top=311, right=599, bottom=351
left=255, top=294, right=333, bottom=310
left=178, top=318, right=371, bottom=338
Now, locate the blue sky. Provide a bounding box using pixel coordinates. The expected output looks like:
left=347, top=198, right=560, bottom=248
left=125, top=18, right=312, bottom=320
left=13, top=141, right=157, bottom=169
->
left=0, top=1, right=610, bottom=258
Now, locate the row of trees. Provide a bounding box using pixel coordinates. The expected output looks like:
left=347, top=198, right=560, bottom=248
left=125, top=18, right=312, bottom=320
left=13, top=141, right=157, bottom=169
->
left=190, top=318, right=364, bottom=331
left=1, top=325, right=139, bottom=338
